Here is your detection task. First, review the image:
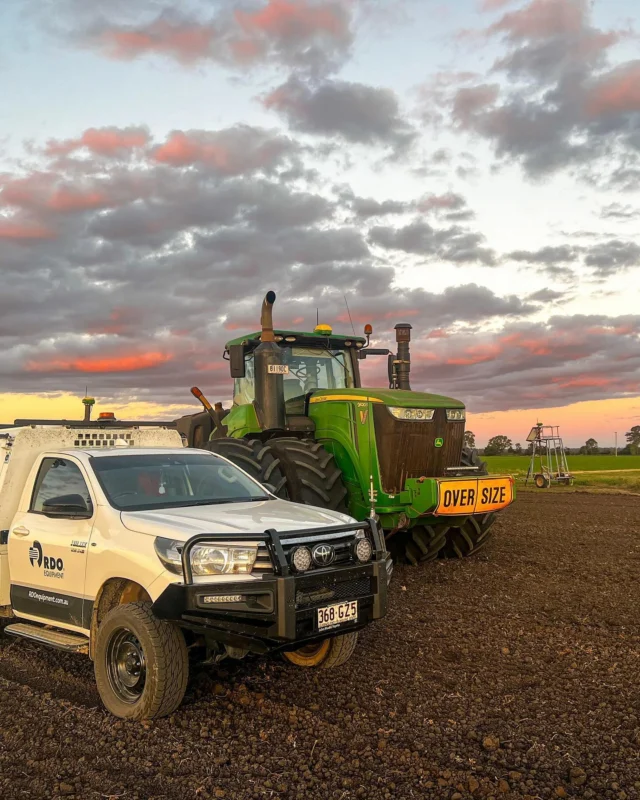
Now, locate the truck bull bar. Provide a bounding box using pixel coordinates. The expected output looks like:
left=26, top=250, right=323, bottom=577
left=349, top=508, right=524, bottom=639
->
left=179, top=518, right=386, bottom=584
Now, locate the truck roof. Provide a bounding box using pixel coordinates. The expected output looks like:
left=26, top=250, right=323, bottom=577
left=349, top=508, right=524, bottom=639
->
left=58, top=447, right=203, bottom=459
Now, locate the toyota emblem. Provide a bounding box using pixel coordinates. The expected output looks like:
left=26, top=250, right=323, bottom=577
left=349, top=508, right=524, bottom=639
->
left=312, top=543, right=336, bottom=567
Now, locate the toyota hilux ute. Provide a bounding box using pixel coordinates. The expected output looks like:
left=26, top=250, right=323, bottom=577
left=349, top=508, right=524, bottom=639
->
left=0, top=421, right=389, bottom=719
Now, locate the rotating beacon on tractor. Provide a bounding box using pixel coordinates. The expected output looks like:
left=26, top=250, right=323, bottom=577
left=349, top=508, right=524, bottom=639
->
left=176, top=291, right=515, bottom=564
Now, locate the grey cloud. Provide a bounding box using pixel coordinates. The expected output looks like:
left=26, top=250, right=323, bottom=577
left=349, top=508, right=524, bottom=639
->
left=263, top=77, right=417, bottom=153
left=27, top=0, right=356, bottom=77
left=407, top=314, right=640, bottom=413
left=584, top=239, right=640, bottom=277
left=369, top=219, right=496, bottom=265
left=508, top=245, right=578, bottom=264
left=601, top=203, right=640, bottom=220
left=527, top=288, right=569, bottom=302
left=436, top=2, right=640, bottom=180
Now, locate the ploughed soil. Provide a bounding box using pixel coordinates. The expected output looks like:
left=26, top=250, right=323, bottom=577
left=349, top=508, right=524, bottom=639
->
left=1, top=492, right=640, bottom=800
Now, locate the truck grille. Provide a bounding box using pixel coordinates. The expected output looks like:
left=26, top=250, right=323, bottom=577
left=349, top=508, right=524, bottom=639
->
left=373, top=406, right=465, bottom=494
left=294, top=576, right=372, bottom=609
left=253, top=528, right=365, bottom=574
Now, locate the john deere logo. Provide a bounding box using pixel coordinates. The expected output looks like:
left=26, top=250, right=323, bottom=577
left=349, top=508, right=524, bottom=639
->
left=359, top=410, right=368, bottom=424
left=435, top=437, right=444, bottom=448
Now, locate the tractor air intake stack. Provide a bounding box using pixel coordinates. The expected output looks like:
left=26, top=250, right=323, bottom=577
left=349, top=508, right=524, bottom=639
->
left=254, top=290, right=286, bottom=431
left=394, top=323, right=412, bottom=391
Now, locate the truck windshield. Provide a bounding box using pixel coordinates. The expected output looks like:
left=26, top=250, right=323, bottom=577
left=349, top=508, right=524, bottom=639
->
left=91, top=453, right=270, bottom=512
left=234, top=347, right=355, bottom=410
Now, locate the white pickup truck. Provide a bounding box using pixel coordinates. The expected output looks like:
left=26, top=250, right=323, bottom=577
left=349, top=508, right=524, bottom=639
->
left=0, top=421, right=389, bottom=719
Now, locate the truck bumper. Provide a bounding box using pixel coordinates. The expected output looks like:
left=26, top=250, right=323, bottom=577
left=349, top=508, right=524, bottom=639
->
left=151, top=557, right=390, bottom=654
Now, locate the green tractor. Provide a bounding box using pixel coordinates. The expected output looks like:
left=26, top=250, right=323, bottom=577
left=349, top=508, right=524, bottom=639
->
left=176, top=291, right=514, bottom=564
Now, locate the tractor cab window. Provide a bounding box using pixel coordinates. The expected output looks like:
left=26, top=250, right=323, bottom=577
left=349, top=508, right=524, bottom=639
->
left=233, top=347, right=355, bottom=411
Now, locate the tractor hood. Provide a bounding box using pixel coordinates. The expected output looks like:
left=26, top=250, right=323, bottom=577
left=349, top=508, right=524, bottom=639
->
left=308, top=388, right=464, bottom=409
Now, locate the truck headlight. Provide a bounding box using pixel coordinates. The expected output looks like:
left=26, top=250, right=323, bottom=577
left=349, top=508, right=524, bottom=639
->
left=446, top=409, right=465, bottom=421
left=154, top=538, right=257, bottom=576
left=388, top=407, right=435, bottom=421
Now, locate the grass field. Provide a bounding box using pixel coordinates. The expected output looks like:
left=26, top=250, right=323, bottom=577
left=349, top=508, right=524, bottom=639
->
left=484, top=454, right=640, bottom=492
left=484, top=454, right=640, bottom=472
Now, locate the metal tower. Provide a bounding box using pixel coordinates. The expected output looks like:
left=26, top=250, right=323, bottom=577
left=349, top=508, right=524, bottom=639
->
left=525, top=423, right=573, bottom=488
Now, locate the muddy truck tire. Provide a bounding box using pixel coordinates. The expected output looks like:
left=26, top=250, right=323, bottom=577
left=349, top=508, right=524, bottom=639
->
left=267, top=438, right=348, bottom=513
left=283, top=632, right=358, bottom=669
left=202, top=438, right=288, bottom=496
left=441, top=447, right=497, bottom=559
left=94, top=602, right=189, bottom=720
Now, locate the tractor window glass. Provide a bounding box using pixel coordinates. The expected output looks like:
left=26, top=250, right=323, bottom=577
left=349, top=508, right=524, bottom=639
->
left=284, top=348, right=353, bottom=393
left=90, top=453, right=270, bottom=511
left=31, top=458, right=93, bottom=515
left=233, top=354, right=256, bottom=406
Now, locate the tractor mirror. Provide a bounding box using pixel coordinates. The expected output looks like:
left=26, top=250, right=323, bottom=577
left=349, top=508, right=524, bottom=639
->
left=229, top=345, right=246, bottom=378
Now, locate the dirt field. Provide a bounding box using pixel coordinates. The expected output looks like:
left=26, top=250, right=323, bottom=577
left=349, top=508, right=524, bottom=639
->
left=1, top=493, right=639, bottom=800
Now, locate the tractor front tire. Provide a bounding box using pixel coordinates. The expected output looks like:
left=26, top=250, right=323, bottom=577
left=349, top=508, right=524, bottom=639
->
left=202, top=438, right=288, bottom=496
left=267, top=438, right=348, bottom=513
left=389, top=524, right=449, bottom=566
left=440, top=513, right=496, bottom=559
left=440, top=447, right=497, bottom=559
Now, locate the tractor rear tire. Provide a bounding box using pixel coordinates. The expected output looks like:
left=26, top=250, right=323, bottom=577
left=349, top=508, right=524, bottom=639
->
left=201, top=438, right=288, bottom=496
left=267, top=438, right=348, bottom=513
left=440, top=447, right=497, bottom=559
left=389, top=524, right=449, bottom=566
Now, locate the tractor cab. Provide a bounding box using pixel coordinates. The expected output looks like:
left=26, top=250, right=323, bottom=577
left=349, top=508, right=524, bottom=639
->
left=227, top=326, right=363, bottom=416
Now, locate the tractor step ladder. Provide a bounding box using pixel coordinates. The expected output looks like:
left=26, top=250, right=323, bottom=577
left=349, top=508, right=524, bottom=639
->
left=4, top=622, right=89, bottom=653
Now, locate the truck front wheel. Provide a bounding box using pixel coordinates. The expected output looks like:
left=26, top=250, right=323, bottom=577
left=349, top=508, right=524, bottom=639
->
left=94, top=602, right=189, bottom=720
left=283, top=632, right=358, bottom=669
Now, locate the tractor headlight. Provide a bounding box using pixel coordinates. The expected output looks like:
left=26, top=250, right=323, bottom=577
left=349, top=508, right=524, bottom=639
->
left=446, top=409, right=466, bottom=421
left=154, top=538, right=257, bottom=576
left=388, top=407, right=435, bottom=421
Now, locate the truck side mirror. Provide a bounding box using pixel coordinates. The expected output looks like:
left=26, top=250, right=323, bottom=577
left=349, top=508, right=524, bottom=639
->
left=42, top=494, right=92, bottom=519
left=229, top=344, right=246, bottom=378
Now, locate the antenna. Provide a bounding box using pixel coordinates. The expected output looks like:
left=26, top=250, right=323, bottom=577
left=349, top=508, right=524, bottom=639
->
left=316, top=308, right=319, bottom=327
left=343, top=294, right=356, bottom=336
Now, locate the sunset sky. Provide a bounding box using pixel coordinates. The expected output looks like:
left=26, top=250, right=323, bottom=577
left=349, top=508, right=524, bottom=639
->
left=1, top=0, right=638, bottom=447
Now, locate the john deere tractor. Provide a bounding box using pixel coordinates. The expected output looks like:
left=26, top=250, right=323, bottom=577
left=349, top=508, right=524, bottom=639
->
left=176, top=291, right=514, bottom=564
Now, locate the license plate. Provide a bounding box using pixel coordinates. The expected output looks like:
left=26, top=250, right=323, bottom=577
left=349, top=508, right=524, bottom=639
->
left=436, top=477, right=513, bottom=516
left=317, top=601, right=358, bottom=630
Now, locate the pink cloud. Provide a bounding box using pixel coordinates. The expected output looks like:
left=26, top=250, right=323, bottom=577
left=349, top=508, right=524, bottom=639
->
left=488, top=0, right=588, bottom=41
left=97, top=21, right=218, bottom=64
left=27, top=351, right=173, bottom=373
left=0, top=217, right=56, bottom=240
left=585, top=62, right=640, bottom=118
left=235, top=0, right=349, bottom=43
left=46, top=127, right=150, bottom=158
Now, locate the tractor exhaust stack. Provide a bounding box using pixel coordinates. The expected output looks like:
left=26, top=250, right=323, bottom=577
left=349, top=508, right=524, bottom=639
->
left=394, top=323, right=412, bottom=391
left=260, top=290, right=276, bottom=343
left=254, top=290, right=286, bottom=431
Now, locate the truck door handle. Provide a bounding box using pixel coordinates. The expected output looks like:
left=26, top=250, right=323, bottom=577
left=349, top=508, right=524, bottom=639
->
left=12, top=526, right=30, bottom=537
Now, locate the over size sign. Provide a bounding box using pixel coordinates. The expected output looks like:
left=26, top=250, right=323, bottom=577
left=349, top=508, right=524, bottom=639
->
left=435, top=477, right=513, bottom=516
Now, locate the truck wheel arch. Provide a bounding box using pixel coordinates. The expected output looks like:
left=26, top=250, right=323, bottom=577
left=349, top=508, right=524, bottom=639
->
left=89, top=578, right=151, bottom=660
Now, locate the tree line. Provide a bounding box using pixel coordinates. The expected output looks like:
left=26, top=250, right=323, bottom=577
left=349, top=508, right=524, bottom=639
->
left=464, top=426, right=640, bottom=456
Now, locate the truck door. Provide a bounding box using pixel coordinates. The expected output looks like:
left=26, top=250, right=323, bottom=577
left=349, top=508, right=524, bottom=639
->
left=8, top=455, right=95, bottom=631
